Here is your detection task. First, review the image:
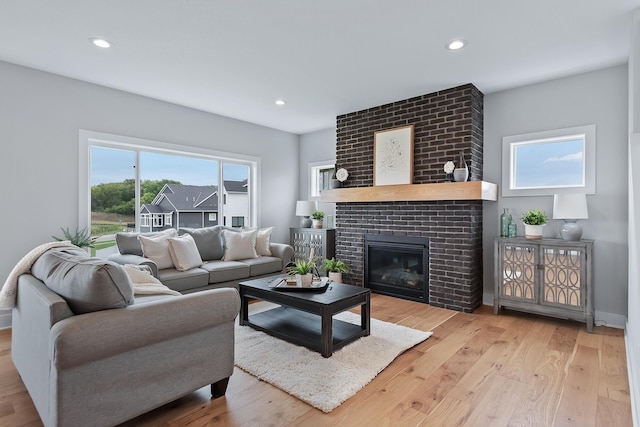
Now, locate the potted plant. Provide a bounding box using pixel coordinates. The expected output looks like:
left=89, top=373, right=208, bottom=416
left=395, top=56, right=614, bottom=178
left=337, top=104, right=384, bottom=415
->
left=52, top=226, right=96, bottom=249
left=311, top=210, right=324, bottom=229
left=521, top=209, right=548, bottom=240
left=323, top=257, right=349, bottom=283
left=286, top=259, right=316, bottom=287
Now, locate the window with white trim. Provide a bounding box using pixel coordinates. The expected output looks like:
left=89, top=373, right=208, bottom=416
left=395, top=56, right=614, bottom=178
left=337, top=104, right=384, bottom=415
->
left=140, top=214, right=150, bottom=227
left=501, top=125, right=596, bottom=197
left=309, top=160, right=335, bottom=199
left=152, top=214, right=163, bottom=227
left=164, top=213, right=172, bottom=226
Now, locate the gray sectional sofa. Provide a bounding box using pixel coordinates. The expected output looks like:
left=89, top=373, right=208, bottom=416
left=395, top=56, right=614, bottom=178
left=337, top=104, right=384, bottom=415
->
left=108, top=226, right=294, bottom=293
left=12, top=245, right=240, bottom=427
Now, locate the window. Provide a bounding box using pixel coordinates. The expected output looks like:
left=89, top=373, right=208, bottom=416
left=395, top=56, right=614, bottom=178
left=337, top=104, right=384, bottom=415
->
left=232, top=216, right=245, bottom=227
left=309, top=160, right=335, bottom=199
left=501, top=125, right=596, bottom=197
left=208, top=213, right=217, bottom=221
left=80, top=130, right=258, bottom=258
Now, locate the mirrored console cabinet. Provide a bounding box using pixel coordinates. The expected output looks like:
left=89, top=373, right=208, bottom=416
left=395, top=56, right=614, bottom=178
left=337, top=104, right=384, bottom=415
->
left=494, top=237, right=594, bottom=332
left=289, top=228, right=336, bottom=270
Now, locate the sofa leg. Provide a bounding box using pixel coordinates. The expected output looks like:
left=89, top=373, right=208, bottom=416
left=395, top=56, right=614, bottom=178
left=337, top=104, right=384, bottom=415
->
left=211, top=377, right=230, bottom=398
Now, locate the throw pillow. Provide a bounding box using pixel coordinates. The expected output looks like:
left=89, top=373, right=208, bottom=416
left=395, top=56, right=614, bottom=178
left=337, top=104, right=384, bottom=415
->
left=115, top=228, right=177, bottom=256
left=178, top=225, right=226, bottom=261
left=138, top=229, right=178, bottom=270
left=222, top=229, right=258, bottom=261
left=168, top=234, right=203, bottom=271
left=31, top=247, right=134, bottom=314
left=242, top=226, right=274, bottom=256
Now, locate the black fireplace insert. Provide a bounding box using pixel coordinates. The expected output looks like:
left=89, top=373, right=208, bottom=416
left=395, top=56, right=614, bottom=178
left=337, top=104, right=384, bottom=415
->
left=364, top=234, right=429, bottom=303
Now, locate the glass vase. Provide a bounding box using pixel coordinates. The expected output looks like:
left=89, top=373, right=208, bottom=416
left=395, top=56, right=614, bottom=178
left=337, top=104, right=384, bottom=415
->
left=500, top=208, right=512, bottom=238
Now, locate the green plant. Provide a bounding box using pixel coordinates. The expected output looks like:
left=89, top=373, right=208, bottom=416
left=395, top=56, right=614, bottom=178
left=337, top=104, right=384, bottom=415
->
left=521, top=209, right=548, bottom=225
left=286, top=259, right=316, bottom=275
left=311, top=210, right=325, bottom=220
left=52, top=226, right=97, bottom=248
left=323, top=257, right=350, bottom=273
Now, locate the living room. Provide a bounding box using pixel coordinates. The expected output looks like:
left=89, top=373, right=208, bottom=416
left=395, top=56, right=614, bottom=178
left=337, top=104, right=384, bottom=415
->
left=1, top=1, right=639, bottom=426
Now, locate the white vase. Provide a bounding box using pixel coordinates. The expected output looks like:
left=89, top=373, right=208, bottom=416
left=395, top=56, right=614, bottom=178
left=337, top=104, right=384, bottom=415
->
left=328, top=271, right=343, bottom=283
left=524, top=224, right=544, bottom=240
left=295, top=273, right=313, bottom=287
left=312, top=219, right=323, bottom=229
left=453, top=168, right=469, bottom=182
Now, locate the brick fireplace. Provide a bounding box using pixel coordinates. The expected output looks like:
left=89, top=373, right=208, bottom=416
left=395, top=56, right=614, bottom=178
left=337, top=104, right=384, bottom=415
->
left=331, top=84, right=484, bottom=313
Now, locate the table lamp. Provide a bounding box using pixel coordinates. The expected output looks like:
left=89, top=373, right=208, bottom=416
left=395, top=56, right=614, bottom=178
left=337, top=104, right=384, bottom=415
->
left=553, top=194, right=589, bottom=241
left=296, top=200, right=317, bottom=228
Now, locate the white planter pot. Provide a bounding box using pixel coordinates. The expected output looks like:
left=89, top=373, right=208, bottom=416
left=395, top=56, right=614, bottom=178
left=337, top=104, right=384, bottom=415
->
left=524, top=224, right=544, bottom=240
left=295, top=273, right=313, bottom=287
left=312, top=219, right=323, bottom=229
left=328, top=271, right=343, bottom=283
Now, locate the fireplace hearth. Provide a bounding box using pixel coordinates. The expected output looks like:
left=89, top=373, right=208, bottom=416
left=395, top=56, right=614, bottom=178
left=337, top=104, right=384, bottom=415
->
left=364, top=234, right=429, bottom=303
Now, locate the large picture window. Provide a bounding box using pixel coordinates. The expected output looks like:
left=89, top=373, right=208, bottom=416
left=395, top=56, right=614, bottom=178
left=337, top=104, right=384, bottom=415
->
left=80, top=130, right=258, bottom=258
left=501, top=125, right=596, bottom=197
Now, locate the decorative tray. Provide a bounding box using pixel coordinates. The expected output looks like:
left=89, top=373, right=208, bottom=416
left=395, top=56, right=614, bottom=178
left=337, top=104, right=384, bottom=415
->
left=269, top=277, right=331, bottom=292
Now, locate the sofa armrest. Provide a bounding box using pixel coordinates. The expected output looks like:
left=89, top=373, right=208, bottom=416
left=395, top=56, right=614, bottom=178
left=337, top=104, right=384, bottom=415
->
left=107, top=253, right=158, bottom=277
left=50, top=288, right=240, bottom=369
left=270, top=242, right=293, bottom=267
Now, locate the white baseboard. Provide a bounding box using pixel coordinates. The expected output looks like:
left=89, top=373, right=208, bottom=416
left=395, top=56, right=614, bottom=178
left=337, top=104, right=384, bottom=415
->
left=0, top=312, right=11, bottom=330
left=625, top=323, right=640, bottom=427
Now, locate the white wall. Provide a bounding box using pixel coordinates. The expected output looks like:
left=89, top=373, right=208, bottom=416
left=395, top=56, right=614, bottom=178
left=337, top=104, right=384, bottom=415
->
left=0, top=60, right=299, bottom=326
left=484, top=65, right=629, bottom=327
left=299, top=128, right=337, bottom=221
left=627, top=8, right=640, bottom=427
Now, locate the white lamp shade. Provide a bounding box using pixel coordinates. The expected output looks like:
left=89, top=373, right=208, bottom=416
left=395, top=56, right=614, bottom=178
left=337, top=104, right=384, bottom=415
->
left=295, top=200, right=317, bottom=216
left=553, top=194, right=589, bottom=219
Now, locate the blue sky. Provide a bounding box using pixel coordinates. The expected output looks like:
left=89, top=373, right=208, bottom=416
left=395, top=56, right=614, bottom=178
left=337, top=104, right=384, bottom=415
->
left=91, top=147, right=248, bottom=186
left=514, top=139, right=584, bottom=188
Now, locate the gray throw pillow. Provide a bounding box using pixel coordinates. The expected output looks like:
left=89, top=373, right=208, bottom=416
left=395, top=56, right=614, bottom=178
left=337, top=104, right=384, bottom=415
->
left=179, top=226, right=229, bottom=261
left=31, top=247, right=134, bottom=314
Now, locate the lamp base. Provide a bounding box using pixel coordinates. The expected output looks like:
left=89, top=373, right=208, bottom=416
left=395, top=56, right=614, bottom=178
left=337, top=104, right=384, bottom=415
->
left=300, top=217, right=312, bottom=228
left=560, top=220, right=583, bottom=241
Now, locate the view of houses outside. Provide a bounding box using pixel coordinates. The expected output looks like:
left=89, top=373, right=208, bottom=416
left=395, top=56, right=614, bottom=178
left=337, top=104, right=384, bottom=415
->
left=90, top=146, right=250, bottom=258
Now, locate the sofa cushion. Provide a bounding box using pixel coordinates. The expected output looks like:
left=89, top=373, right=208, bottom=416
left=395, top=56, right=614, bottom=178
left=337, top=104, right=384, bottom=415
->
left=115, top=229, right=176, bottom=256
left=168, top=234, right=203, bottom=271
left=222, top=229, right=258, bottom=261
left=31, top=247, right=134, bottom=314
left=138, top=230, right=178, bottom=270
left=241, top=256, right=283, bottom=276
left=179, top=226, right=226, bottom=261
left=200, top=260, right=250, bottom=284
left=243, top=226, right=274, bottom=256
left=157, top=267, right=209, bottom=292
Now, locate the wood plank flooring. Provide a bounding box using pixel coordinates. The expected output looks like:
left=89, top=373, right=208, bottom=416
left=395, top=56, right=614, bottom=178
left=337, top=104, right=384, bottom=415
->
left=0, top=294, right=631, bottom=426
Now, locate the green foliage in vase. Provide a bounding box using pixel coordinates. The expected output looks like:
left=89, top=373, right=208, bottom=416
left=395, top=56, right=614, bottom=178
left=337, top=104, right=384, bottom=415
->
left=286, top=259, right=315, bottom=275
left=52, top=227, right=97, bottom=248
left=521, top=209, right=548, bottom=225
left=323, top=257, right=350, bottom=273
left=311, top=210, right=325, bottom=220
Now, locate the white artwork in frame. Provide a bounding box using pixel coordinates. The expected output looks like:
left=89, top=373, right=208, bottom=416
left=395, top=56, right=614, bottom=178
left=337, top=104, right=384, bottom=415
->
left=374, top=125, right=414, bottom=186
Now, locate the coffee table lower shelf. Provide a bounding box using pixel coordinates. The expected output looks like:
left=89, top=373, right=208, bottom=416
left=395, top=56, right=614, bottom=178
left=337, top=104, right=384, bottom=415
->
left=245, top=306, right=367, bottom=356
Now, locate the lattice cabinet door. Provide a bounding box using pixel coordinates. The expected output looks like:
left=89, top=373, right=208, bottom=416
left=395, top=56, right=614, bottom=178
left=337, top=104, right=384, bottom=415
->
left=496, top=242, right=538, bottom=304
left=289, top=228, right=336, bottom=265
left=494, top=237, right=593, bottom=332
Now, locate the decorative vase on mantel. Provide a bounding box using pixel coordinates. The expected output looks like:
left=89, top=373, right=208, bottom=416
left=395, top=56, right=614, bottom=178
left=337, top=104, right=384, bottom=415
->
left=453, top=151, right=469, bottom=182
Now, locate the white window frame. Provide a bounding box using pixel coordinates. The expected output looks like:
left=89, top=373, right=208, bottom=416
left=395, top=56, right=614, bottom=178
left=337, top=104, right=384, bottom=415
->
left=501, top=125, right=596, bottom=197
left=152, top=214, right=163, bottom=227
left=140, top=214, right=150, bottom=227
left=309, top=160, right=335, bottom=199
left=164, top=213, right=173, bottom=226
left=208, top=213, right=217, bottom=221
left=79, top=130, right=260, bottom=233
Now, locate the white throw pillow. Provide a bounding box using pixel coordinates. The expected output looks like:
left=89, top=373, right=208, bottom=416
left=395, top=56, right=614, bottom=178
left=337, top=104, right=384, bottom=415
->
left=137, top=229, right=178, bottom=270
left=243, top=227, right=273, bottom=256
left=222, top=229, right=258, bottom=261
left=168, top=234, right=203, bottom=271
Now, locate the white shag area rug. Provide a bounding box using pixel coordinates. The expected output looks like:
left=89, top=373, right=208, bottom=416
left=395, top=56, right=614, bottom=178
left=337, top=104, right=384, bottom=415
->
left=235, top=302, right=432, bottom=413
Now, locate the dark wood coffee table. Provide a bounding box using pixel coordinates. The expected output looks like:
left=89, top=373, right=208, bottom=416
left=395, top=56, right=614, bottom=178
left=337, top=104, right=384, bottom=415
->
left=238, top=275, right=371, bottom=357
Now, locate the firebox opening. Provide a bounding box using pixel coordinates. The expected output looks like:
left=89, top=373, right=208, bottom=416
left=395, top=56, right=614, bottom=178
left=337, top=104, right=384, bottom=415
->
left=364, top=234, right=429, bottom=303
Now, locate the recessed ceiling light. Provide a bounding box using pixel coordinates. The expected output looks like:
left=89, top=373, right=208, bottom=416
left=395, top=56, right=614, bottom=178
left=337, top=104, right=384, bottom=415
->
left=446, top=39, right=466, bottom=51
left=90, top=38, right=112, bottom=49
left=275, top=99, right=286, bottom=106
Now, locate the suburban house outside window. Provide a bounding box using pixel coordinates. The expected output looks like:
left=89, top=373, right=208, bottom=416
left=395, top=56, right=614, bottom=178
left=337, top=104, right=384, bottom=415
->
left=501, top=124, right=596, bottom=197
left=80, top=130, right=258, bottom=258
left=232, top=216, right=245, bottom=227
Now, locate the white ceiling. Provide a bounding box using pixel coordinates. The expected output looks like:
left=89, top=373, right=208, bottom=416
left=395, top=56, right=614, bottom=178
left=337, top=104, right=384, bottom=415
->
left=0, top=1, right=638, bottom=134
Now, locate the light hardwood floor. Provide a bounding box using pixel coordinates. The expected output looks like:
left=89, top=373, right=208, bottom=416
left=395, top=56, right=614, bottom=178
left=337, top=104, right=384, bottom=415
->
left=0, top=294, right=632, bottom=426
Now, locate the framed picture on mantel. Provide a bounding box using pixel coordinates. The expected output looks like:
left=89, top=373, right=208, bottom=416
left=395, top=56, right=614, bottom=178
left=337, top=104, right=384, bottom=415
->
left=373, top=125, right=414, bottom=186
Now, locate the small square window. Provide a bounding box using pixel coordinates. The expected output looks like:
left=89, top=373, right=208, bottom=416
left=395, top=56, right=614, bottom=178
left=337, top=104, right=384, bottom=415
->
left=502, top=125, right=595, bottom=197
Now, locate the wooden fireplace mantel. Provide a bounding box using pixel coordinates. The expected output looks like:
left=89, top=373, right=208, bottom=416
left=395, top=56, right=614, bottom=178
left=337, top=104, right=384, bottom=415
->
left=320, top=181, right=498, bottom=203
